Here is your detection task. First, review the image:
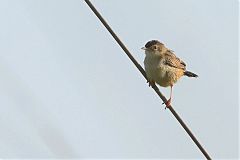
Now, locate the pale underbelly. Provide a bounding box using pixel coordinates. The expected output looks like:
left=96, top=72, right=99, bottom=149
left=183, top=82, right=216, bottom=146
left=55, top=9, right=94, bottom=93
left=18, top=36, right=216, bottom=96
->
left=145, top=66, right=183, bottom=87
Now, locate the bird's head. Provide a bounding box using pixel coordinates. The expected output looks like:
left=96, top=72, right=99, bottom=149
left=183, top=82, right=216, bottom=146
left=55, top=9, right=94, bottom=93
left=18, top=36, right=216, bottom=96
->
left=141, top=40, right=167, bottom=56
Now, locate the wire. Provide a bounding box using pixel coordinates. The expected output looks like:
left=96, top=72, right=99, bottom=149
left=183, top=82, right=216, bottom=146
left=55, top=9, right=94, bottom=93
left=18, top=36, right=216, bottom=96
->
left=84, top=0, right=212, bottom=159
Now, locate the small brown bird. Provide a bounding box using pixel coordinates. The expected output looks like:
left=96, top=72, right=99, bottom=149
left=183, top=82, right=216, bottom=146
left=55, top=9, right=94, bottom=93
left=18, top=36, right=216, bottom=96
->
left=142, top=40, right=198, bottom=108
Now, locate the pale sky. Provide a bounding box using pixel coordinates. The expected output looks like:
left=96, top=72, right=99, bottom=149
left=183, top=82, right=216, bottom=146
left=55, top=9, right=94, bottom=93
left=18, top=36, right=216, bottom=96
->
left=0, top=0, right=238, bottom=159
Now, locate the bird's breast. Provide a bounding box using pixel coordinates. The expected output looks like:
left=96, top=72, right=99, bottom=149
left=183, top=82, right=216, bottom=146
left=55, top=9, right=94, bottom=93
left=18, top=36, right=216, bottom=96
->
left=144, top=56, right=183, bottom=87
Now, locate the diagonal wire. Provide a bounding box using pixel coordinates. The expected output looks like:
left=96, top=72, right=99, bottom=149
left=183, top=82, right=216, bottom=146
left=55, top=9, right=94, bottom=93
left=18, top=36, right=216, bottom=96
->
left=84, top=0, right=211, bottom=159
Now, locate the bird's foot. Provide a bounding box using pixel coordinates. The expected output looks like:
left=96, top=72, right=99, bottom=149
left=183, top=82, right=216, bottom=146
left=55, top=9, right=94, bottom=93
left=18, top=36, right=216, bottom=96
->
left=147, top=80, right=155, bottom=87
left=163, top=99, right=171, bottom=109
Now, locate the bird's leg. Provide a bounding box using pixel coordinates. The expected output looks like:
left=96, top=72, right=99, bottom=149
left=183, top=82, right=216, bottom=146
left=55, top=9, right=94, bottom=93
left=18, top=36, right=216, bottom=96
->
left=165, top=85, right=173, bottom=109
left=147, top=79, right=155, bottom=87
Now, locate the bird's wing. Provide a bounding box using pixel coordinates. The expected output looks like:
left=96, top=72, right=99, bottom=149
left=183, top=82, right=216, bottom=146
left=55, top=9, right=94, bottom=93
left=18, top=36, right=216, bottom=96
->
left=164, top=50, right=186, bottom=70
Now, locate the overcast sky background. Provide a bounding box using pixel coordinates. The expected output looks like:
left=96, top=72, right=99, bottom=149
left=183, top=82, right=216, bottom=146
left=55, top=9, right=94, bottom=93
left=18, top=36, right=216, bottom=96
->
left=0, top=0, right=238, bottom=159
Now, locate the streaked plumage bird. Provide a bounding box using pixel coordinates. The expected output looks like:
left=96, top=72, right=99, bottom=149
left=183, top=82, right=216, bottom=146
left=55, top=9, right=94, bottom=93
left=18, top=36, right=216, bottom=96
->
left=142, top=40, right=198, bottom=108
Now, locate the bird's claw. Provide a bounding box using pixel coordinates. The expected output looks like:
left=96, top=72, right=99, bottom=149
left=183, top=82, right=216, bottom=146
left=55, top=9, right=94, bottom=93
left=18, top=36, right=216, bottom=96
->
left=163, top=99, right=171, bottom=109
left=147, top=80, right=155, bottom=87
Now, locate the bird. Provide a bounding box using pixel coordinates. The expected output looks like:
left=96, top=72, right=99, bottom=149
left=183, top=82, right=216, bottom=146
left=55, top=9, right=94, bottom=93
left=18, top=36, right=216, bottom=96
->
left=142, top=40, right=198, bottom=108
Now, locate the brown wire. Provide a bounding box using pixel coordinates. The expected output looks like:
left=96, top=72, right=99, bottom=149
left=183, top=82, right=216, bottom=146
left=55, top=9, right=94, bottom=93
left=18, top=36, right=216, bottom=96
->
left=84, top=0, right=211, bottom=159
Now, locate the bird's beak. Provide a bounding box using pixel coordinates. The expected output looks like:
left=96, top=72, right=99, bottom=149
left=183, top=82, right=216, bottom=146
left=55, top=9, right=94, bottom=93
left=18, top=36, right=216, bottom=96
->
left=141, top=47, right=147, bottom=50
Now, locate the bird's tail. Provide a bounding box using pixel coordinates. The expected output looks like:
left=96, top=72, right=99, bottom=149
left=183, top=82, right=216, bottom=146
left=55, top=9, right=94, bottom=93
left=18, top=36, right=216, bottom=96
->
left=184, top=71, right=198, bottom=77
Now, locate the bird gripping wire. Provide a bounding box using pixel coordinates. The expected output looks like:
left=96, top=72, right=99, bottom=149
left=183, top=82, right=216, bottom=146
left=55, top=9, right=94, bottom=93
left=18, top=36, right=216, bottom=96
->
left=84, top=0, right=211, bottom=159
